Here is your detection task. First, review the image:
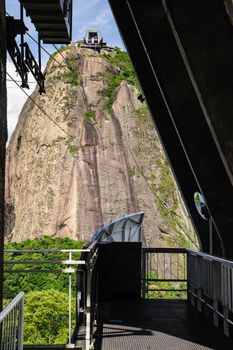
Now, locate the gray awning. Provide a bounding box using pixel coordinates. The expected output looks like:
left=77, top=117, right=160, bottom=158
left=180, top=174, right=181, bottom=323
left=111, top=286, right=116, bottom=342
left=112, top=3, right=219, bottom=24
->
left=91, top=212, right=144, bottom=243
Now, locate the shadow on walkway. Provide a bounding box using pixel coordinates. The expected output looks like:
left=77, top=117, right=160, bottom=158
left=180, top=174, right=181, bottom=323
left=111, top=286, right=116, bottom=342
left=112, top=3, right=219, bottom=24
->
left=94, top=299, right=233, bottom=350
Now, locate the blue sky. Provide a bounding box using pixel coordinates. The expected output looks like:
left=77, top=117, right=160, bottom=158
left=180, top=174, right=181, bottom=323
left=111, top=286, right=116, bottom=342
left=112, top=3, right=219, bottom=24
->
left=6, top=0, right=124, bottom=139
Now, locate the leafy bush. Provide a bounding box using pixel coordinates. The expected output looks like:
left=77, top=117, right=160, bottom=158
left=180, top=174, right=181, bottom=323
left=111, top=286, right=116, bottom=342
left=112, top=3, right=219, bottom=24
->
left=63, top=70, right=79, bottom=86
left=84, top=110, right=96, bottom=123
left=101, top=47, right=139, bottom=112
left=23, top=289, right=75, bottom=344
left=146, top=281, right=187, bottom=300
left=102, top=47, right=138, bottom=88
left=3, top=237, right=83, bottom=344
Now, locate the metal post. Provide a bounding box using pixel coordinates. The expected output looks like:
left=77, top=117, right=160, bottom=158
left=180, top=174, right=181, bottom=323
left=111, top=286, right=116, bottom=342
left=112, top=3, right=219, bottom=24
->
left=68, top=252, right=72, bottom=345
left=38, top=35, right=41, bottom=70
left=20, top=4, right=24, bottom=58
left=69, top=0, right=73, bottom=41
left=209, top=216, right=213, bottom=255
left=213, top=260, right=219, bottom=327
left=18, top=297, right=24, bottom=350
left=85, top=267, right=91, bottom=350
left=223, top=307, right=230, bottom=337
left=141, top=250, right=146, bottom=299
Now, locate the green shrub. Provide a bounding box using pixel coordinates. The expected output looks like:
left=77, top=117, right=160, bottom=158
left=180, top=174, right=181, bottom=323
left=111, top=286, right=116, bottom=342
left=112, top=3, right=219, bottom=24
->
left=65, top=137, right=83, bottom=157
left=23, top=289, right=75, bottom=344
left=63, top=70, right=79, bottom=86
left=84, top=110, right=96, bottom=122
left=101, top=47, right=139, bottom=113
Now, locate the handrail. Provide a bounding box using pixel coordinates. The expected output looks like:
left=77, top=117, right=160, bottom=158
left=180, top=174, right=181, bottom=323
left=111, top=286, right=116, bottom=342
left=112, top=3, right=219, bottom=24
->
left=75, top=241, right=99, bottom=350
left=3, top=245, right=99, bottom=348
left=143, top=247, right=187, bottom=253
left=187, top=248, right=233, bottom=267
left=4, top=260, right=86, bottom=265
left=3, top=250, right=89, bottom=346
left=0, top=292, right=24, bottom=322
left=141, top=247, right=187, bottom=299
left=0, top=292, right=24, bottom=350
left=4, top=249, right=91, bottom=253
left=187, top=249, right=233, bottom=337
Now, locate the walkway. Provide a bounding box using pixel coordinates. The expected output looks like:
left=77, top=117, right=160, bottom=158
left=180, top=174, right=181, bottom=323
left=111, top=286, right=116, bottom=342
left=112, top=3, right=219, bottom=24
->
left=95, top=299, right=233, bottom=350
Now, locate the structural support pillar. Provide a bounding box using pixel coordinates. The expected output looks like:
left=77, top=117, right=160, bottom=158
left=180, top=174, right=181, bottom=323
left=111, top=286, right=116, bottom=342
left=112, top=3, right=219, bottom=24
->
left=0, top=0, right=7, bottom=311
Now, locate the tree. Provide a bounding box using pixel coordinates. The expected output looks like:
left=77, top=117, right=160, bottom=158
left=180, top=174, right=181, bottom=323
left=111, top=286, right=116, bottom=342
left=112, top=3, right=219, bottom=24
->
left=24, top=289, right=75, bottom=344
left=4, top=236, right=84, bottom=297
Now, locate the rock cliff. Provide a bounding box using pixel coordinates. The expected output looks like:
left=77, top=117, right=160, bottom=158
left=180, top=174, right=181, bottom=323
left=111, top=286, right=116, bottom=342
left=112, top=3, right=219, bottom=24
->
left=5, top=45, right=197, bottom=248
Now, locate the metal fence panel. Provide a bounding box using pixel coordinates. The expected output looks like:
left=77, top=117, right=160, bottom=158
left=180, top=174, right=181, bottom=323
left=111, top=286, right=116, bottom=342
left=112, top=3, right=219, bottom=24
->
left=0, top=292, right=24, bottom=350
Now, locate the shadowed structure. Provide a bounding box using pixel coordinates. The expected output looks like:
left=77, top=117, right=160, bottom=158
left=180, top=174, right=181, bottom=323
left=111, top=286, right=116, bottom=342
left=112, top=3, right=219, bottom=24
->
left=96, top=299, right=233, bottom=350
left=0, top=0, right=7, bottom=312
left=108, top=0, right=233, bottom=258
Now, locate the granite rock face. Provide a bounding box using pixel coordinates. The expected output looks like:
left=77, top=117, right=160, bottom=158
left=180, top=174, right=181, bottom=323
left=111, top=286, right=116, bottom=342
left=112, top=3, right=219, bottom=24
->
left=5, top=46, right=197, bottom=247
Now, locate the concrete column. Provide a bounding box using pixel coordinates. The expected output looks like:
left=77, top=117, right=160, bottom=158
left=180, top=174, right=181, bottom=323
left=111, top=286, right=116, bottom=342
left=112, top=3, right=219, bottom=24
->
left=0, top=0, right=7, bottom=311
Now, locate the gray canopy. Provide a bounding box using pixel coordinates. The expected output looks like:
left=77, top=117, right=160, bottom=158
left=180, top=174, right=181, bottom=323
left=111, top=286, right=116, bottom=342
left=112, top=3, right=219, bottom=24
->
left=91, top=212, right=144, bottom=243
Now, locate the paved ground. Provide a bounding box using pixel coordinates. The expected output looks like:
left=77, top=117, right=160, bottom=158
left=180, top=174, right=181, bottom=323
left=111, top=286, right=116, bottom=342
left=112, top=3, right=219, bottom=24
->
left=95, top=299, right=233, bottom=350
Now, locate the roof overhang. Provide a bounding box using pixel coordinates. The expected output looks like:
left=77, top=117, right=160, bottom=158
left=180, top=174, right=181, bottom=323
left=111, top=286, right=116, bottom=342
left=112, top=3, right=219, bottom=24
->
left=108, top=0, right=233, bottom=258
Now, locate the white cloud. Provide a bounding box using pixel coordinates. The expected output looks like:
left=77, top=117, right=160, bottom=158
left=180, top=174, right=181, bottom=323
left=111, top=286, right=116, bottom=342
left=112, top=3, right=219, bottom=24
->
left=90, top=8, right=112, bottom=28
left=74, top=0, right=102, bottom=16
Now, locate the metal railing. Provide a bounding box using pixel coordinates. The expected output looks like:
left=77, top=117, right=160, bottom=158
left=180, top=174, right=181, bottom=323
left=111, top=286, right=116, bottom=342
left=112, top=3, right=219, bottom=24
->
left=4, top=247, right=95, bottom=346
left=4, top=245, right=233, bottom=345
left=0, top=292, right=24, bottom=350
left=141, top=248, right=187, bottom=299
left=188, top=249, right=233, bottom=337
left=75, top=242, right=98, bottom=350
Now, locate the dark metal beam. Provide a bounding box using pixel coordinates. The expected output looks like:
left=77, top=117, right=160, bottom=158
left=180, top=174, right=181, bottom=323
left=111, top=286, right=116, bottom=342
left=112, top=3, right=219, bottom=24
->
left=0, top=0, right=7, bottom=311
left=109, top=0, right=233, bottom=257
left=108, top=0, right=223, bottom=255
left=20, top=0, right=73, bottom=44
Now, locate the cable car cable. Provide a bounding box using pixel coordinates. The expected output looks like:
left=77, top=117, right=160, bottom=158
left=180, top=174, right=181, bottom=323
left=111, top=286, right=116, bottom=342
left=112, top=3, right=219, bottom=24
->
left=25, top=32, right=70, bottom=71
left=51, top=44, right=73, bottom=70
left=6, top=71, right=74, bottom=138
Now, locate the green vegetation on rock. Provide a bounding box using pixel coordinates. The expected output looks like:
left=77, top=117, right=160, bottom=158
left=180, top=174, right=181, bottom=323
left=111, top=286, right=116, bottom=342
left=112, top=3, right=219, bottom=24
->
left=48, top=45, right=71, bottom=63
left=102, top=47, right=138, bottom=87
left=46, top=136, right=66, bottom=149
left=46, top=136, right=84, bottom=158
left=134, top=103, right=198, bottom=249
left=101, top=47, right=139, bottom=113
left=63, top=69, right=79, bottom=86
left=136, top=104, right=150, bottom=121
left=62, top=95, right=76, bottom=110
left=61, top=57, right=79, bottom=86
left=66, top=137, right=83, bottom=157
left=84, top=110, right=96, bottom=123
